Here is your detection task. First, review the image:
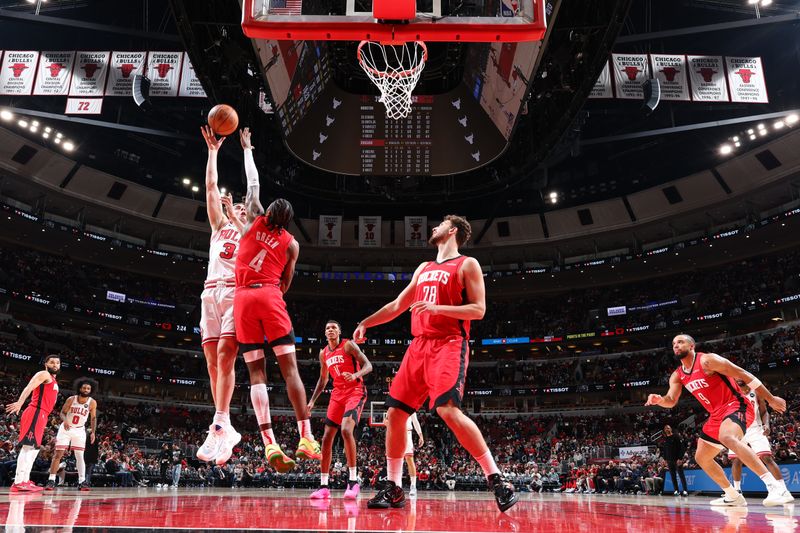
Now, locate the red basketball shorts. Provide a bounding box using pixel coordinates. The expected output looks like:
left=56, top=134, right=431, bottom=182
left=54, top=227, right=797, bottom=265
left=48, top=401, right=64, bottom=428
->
left=386, top=335, right=469, bottom=414
left=325, top=387, right=368, bottom=427
left=699, top=399, right=754, bottom=449
left=234, top=285, right=294, bottom=351
left=18, top=405, right=50, bottom=447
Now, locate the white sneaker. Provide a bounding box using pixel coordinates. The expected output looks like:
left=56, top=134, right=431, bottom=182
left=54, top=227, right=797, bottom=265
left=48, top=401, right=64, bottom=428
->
left=197, top=425, right=223, bottom=462
left=710, top=494, right=747, bottom=507
left=763, top=487, right=795, bottom=507
left=409, top=486, right=417, bottom=497
left=215, top=425, right=242, bottom=466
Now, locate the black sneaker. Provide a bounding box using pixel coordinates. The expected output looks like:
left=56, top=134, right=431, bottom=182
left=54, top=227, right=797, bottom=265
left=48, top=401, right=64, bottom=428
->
left=488, top=473, right=518, bottom=513
left=78, top=481, right=91, bottom=491
left=367, top=481, right=406, bottom=509
left=44, top=480, right=56, bottom=491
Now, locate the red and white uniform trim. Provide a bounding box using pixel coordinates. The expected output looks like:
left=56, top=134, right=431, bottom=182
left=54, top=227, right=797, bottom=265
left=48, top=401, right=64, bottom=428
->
left=200, top=223, right=240, bottom=344
left=55, top=397, right=93, bottom=451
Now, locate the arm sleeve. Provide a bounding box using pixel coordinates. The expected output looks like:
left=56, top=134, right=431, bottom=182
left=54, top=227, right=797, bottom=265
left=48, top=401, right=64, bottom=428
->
left=411, top=413, right=422, bottom=435
left=243, top=148, right=259, bottom=187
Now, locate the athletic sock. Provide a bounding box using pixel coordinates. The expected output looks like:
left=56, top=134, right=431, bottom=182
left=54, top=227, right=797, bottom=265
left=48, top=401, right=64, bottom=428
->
left=320, top=473, right=329, bottom=486
left=760, top=472, right=778, bottom=489
left=733, top=480, right=741, bottom=491
left=475, top=450, right=501, bottom=479
left=48, top=473, right=56, bottom=481
left=724, top=486, right=740, bottom=500
left=349, top=467, right=358, bottom=481
left=213, top=411, right=230, bottom=429
left=387, top=457, right=404, bottom=486
left=297, top=419, right=312, bottom=440
left=75, top=450, right=86, bottom=484
left=410, top=475, right=417, bottom=489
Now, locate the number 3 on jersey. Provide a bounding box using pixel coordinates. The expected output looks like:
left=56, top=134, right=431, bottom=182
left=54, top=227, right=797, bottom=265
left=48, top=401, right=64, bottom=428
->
left=219, top=242, right=236, bottom=260
left=421, top=285, right=438, bottom=304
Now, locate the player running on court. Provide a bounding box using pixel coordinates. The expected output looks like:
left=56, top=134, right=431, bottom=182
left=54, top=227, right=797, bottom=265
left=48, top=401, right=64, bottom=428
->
left=354, top=215, right=518, bottom=512
left=308, top=320, right=373, bottom=500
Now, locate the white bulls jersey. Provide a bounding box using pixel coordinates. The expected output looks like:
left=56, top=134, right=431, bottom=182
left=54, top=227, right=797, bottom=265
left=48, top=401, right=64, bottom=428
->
left=746, top=391, right=763, bottom=430
left=206, top=223, right=240, bottom=283
left=66, top=397, right=92, bottom=429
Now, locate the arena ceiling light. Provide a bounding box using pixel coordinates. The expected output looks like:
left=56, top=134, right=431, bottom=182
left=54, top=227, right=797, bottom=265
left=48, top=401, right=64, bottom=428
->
left=548, top=191, right=558, bottom=204
left=0, top=109, right=12, bottom=121
left=62, top=141, right=75, bottom=152
left=191, top=185, right=200, bottom=192
left=18, top=119, right=28, bottom=128
left=787, top=114, right=799, bottom=125
left=719, top=144, right=733, bottom=155
left=182, top=178, right=191, bottom=185
left=774, top=120, right=785, bottom=130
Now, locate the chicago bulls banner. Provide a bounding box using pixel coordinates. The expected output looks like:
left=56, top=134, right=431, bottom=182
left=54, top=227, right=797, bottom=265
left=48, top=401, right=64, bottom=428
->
left=178, top=53, right=207, bottom=98
left=650, top=54, right=690, bottom=101
left=588, top=60, right=613, bottom=99
left=687, top=55, right=728, bottom=102
left=33, top=51, right=75, bottom=96
left=105, top=51, right=147, bottom=96
left=69, top=51, right=110, bottom=96
left=404, top=216, right=427, bottom=248
left=318, top=215, right=342, bottom=247
left=358, top=216, right=381, bottom=247
left=726, top=56, right=768, bottom=104
left=611, top=54, right=649, bottom=100
left=0, top=51, right=39, bottom=95
left=147, top=51, right=183, bottom=97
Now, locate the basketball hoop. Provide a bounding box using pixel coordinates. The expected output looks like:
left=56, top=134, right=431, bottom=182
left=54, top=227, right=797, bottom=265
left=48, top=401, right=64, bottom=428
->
left=357, top=40, right=428, bottom=120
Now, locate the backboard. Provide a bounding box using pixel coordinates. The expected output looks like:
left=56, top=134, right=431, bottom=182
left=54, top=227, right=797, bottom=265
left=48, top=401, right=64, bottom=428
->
left=368, top=401, right=386, bottom=427
left=242, top=0, right=547, bottom=43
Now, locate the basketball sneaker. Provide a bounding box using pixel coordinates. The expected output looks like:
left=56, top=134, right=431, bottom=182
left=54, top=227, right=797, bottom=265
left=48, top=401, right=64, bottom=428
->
left=197, top=425, right=223, bottom=462
left=710, top=493, right=747, bottom=507
left=78, top=481, right=91, bottom=492
left=488, top=473, right=518, bottom=513
left=310, top=486, right=331, bottom=499
left=44, top=480, right=56, bottom=491
left=409, top=485, right=417, bottom=497
left=296, top=437, right=322, bottom=461
left=367, top=480, right=406, bottom=509
left=265, top=443, right=296, bottom=473
left=763, top=486, right=795, bottom=507
left=23, top=481, right=43, bottom=493
left=344, top=481, right=360, bottom=499
left=215, top=426, right=242, bottom=466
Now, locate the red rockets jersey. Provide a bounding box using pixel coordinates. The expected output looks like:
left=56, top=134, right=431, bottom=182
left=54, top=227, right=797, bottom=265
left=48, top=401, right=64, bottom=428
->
left=677, top=352, right=745, bottom=416
left=411, top=255, right=471, bottom=338
left=235, top=217, right=294, bottom=287
left=323, top=339, right=363, bottom=390
left=29, top=376, right=58, bottom=415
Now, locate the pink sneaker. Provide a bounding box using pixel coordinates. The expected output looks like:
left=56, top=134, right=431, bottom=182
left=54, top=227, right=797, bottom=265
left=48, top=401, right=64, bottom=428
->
left=344, top=482, right=360, bottom=499
left=310, top=487, right=331, bottom=499
left=24, top=481, right=43, bottom=492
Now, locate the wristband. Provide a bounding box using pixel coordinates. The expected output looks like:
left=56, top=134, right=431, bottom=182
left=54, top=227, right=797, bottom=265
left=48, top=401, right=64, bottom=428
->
left=747, top=378, right=762, bottom=390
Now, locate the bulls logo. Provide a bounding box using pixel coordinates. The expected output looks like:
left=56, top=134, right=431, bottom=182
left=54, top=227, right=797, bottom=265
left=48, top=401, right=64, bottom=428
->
left=47, top=63, right=65, bottom=77
left=155, top=63, right=173, bottom=78
left=621, top=66, right=641, bottom=81
left=118, top=63, right=135, bottom=78
left=325, top=222, right=336, bottom=239
left=10, top=63, right=28, bottom=77
left=735, top=68, right=755, bottom=83
left=697, top=67, right=717, bottom=83
left=660, top=67, right=679, bottom=82
left=82, top=63, right=99, bottom=78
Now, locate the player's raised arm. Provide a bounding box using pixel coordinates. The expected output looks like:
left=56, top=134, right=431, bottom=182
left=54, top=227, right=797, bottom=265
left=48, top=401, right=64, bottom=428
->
left=645, top=370, right=684, bottom=409
left=5, top=370, right=51, bottom=415
left=201, top=125, right=228, bottom=231
left=701, top=353, right=786, bottom=413
left=221, top=193, right=245, bottom=235
left=353, top=262, right=427, bottom=341
left=307, top=350, right=330, bottom=412
left=240, top=127, right=264, bottom=224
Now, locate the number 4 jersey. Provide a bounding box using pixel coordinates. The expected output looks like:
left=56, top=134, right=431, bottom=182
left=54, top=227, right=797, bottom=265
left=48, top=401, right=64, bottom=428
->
left=235, top=216, right=294, bottom=288
left=411, top=255, right=471, bottom=338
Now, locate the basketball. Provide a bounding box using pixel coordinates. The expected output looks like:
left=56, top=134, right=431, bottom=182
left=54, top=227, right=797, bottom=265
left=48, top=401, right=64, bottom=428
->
left=207, top=104, right=238, bottom=136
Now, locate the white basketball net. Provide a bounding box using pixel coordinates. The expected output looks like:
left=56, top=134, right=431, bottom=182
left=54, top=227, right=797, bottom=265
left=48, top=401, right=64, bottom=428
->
left=358, top=40, right=428, bottom=120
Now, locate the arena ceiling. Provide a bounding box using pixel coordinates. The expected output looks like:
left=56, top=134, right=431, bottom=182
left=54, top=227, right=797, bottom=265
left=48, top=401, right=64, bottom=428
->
left=1, top=0, right=799, bottom=219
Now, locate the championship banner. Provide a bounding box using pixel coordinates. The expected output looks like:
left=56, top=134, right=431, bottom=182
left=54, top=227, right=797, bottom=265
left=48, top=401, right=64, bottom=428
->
left=33, top=51, right=74, bottom=96
left=726, top=56, right=768, bottom=104
left=358, top=216, right=381, bottom=248
left=318, top=215, right=342, bottom=247
left=404, top=216, right=427, bottom=248
left=65, top=98, right=103, bottom=115
left=69, top=51, right=110, bottom=96
left=687, top=55, right=728, bottom=102
left=178, top=53, right=207, bottom=98
left=0, top=51, right=39, bottom=95
left=147, top=51, right=183, bottom=97
left=650, top=54, right=690, bottom=101
left=105, top=51, right=147, bottom=96
left=611, top=53, right=649, bottom=100
left=588, top=60, right=613, bottom=99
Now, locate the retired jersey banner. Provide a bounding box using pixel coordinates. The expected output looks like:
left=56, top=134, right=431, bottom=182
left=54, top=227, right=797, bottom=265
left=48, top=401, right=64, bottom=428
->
left=65, top=98, right=103, bottom=115
left=318, top=215, right=342, bottom=247
left=650, top=54, right=690, bottom=101
left=588, top=60, right=613, bottom=99
left=147, top=51, right=183, bottom=97
left=178, top=53, right=206, bottom=98
left=69, top=51, right=110, bottom=96
left=0, top=51, right=39, bottom=95
left=726, top=56, right=768, bottom=104
left=687, top=55, right=728, bottom=102
left=611, top=54, right=649, bottom=100
left=33, top=51, right=74, bottom=96
left=358, top=216, right=381, bottom=248
left=404, top=216, right=427, bottom=248
left=105, top=51, right=147, bottom=96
